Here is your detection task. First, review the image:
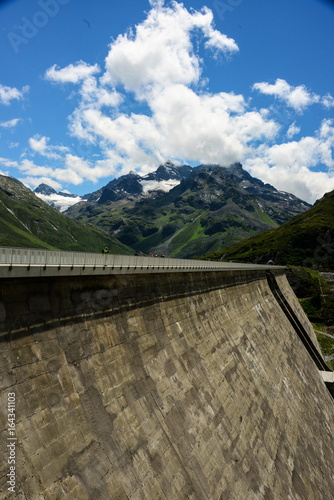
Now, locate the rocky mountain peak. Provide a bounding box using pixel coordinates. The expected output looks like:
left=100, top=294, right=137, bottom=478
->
left=128, top=170, right=141, bottom=178
left=163, top=160, right=174, bottom=168
left=152, top=162, right=192, bottom=182
left=34, top=183, right=57, bottom=196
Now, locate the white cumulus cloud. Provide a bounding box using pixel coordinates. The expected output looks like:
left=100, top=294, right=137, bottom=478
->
left=29, top=135, right=49, bottom=154
left=0, top=118, right=22, bottom=128
left=253, top=78, right=320, bottom=112
left=0, top=157, right=19, bottom=168
left=322, top=94, right=334, bottom=108
left=286, top=122, right=301, bottom=139
left=79, top=77, right=123, bottom=109
left=245, top=119, right=334, bottom=202
left=65, top=2, right=273, bottom=178
left=0, top=84, right=29, bottom=105
left=101, top=1, right=238, bottom=94
left=29, top=135, right=69, bottom=159
left=44, top=61, right=100, bottom=84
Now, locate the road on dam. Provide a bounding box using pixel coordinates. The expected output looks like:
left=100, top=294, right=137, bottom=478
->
left=0, top=246, right=285, bottom=278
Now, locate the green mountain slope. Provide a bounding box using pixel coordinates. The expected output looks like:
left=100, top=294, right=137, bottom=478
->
left=66, top=164, right=309, bottom=259
left=0, top=175, right=131, bottom=254
left=208, top=189, right=334, bottom=270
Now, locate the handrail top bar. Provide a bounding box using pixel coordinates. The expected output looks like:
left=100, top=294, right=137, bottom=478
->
left=0, top=246, right=286, bottom=278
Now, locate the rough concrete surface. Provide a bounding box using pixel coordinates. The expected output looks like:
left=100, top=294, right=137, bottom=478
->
left=0, top=270, right=333, bottom=499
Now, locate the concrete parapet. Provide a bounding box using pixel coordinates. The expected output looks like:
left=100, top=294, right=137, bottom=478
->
left=0, top=246, right=286, bottom=279
left=321, top=371, right=334, bottom=383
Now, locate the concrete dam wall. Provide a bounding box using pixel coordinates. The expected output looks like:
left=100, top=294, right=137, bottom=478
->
left=0, top=269, right=333, bottom=499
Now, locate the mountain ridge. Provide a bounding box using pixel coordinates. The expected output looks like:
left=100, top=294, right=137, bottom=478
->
left=0, top=175, right=132, bottom=254
left=209, top=189, right=334, bottom=269
left=34, top=161, right=194, bottom=210
left=65, top=161, right=310, bottom=258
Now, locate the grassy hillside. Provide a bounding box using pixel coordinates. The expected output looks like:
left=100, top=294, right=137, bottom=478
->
left=207, top=189, right=334, bottom=270
left=0, top=175, right=132, bottom=254
left=287, top=267, right=334, bottom=370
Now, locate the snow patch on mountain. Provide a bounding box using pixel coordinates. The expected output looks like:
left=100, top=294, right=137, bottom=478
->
left=35, top=192, right=82, bottom=212
left=140, top=179, right=180, bottom=193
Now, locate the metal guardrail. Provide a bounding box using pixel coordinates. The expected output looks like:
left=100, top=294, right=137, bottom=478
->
left=0, top=247, right=285, bottom=278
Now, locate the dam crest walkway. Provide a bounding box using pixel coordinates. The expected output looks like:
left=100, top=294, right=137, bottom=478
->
left=0, top=246, right=284, bottom=278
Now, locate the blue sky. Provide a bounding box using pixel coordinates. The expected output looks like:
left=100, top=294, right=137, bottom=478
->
left=0, top=0, right=333, bottom=202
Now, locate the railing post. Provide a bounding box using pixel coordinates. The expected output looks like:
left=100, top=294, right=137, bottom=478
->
left=27, top=249, right=31, bottom=270
left=9, top=247, right=13, bottom=271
